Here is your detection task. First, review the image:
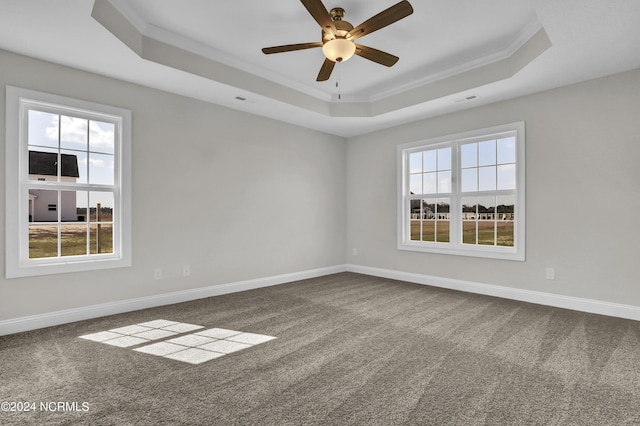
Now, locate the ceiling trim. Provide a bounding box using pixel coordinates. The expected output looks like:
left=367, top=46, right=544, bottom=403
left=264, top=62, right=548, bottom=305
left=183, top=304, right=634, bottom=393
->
left=143, top=24, right=334, bottom=102
left=365, top=17, right=545, bottom=103
left=92, top=0, right=551, bottom=119
left=364, top=28, right=552, bottom=117
left=107, top=0, right=332, bottom=101
left=91, top=0, right=331, bottom=115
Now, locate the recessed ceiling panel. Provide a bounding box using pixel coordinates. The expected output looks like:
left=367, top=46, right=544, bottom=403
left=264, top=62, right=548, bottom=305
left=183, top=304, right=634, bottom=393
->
left=114, top=0, right=541, bottom=99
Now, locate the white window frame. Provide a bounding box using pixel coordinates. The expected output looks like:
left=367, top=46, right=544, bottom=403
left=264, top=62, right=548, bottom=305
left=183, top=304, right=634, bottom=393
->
left=5, top=86, right=132, bottom=278
left=397, top=122, right=525, bottom=261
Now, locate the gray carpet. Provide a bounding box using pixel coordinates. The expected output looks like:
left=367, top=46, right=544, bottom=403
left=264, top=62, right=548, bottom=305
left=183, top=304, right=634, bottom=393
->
left=2, top=272, right=640, bottom=425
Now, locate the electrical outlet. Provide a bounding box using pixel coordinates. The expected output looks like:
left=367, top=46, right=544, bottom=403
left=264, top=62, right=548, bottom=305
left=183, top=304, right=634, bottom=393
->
left=545, top=267, right=555, bottom=280
left=182, top=264, right=190, bottom=277
left=352, top=248, right=358, bottom=256
left=154, top=268, right=162, bottom=280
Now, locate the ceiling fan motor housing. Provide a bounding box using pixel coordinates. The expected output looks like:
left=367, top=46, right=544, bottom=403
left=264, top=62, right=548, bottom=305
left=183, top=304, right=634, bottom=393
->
left=323, top=9, right=354, bottom=42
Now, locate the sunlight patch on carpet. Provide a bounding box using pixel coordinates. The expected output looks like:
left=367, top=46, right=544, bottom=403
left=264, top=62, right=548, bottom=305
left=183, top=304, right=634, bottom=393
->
left=79, top=320, right=276, bottom=364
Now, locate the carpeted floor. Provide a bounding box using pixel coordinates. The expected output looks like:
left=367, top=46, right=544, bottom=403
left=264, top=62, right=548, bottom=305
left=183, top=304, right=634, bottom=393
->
left=2, top=272, right=640, bottom=425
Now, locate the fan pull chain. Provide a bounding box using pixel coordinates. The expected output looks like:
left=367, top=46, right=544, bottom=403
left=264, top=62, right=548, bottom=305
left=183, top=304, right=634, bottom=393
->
left=336, top=62, right=342, bottom=100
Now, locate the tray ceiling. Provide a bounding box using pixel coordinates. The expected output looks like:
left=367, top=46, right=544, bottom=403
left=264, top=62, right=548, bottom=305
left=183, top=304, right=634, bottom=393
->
left=1, top=0, right=639, bottom=137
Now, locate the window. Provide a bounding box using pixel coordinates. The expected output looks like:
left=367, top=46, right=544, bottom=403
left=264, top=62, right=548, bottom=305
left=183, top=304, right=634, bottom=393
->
left=5, top=86, right=132, bottom=277
left=398, top=122, right=525, bottom=260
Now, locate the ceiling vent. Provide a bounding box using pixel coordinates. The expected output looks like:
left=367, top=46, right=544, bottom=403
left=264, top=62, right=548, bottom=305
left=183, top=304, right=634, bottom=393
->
left=454, top=95, right=479, bottom=103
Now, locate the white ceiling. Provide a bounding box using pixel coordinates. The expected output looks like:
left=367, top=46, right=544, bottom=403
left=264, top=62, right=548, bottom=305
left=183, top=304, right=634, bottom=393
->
left=1, top=0, right=639, bottom=137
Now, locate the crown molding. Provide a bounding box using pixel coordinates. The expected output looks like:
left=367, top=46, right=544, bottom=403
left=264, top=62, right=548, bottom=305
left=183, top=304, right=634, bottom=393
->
left=367, top=17, right=544, bottom=103
left=92, top=0, right=550, bottom=119
left=107, top=0, right=332, bottom=102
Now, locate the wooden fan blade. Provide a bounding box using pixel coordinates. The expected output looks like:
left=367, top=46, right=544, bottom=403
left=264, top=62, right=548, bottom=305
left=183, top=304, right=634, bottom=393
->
left=354, top=44, right=399, bottom=67
left=316, top=58, right=335, bottom=81
left=347, top=0, right=413, bottom=41
left=262, top=42, right=323, bottom=54
left=300, top=0, right=337, bottom=36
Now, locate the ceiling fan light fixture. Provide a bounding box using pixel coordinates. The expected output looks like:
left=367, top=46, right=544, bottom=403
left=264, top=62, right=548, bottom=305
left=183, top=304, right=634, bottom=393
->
left=322, top=38, right=356, bottom=62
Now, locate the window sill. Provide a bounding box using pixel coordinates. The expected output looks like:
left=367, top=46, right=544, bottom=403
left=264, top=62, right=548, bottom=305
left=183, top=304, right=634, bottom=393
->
left=7, top=255, right=131, bottom=279
left=398, top=242, right=525, bottom=261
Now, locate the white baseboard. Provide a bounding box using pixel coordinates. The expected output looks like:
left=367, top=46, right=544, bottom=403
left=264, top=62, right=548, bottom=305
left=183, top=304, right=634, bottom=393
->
left=347, top=264, right=640, bottom=322
left=4, top=263, right=637, bottom=337
left=0, top=265, right=347, bottom=337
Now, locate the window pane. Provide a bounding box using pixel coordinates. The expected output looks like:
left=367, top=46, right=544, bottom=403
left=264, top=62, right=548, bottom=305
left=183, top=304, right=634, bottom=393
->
left=497, top=195, right=515, bottom=218
left=29, top=189, right=58, bottom=222
left=410, top=152, right=422, bottom=174
left=74, top=191, right=89, bottom=222
left=438, top=170, right=451, bottom=193
left=59, top=149, right=83, bottom=183
left=28, top=147, right=58, bottom=181
left=60, top=190, right=79, bottom=222
left=497, top=222, right=514, bottom=247
left=28, top=110, right=59, bottom=148
left=70, top=151, right=89, bottom=183
left=461, top=168, right=477, bottom=192
left=410, top=220, right=421, bottom=240
left=438, top=147, right=452, bottom=170
left=29, top=225, right=58, bottom=258
left=497, top=164, right=516, bottom=190
left=90, top=192, right=114, bottom=222
left=478, top=221, right=495, bottom=245
left=90, top=120, right=115, bottom=154
left=88, top=153, right=115, bottom=185
left=423, top=199, right=436, bottom=219
left=477, top=195, right=496, bottom=246
left=421, top=220, right=435, bottom=242
left=436, top=220, right=450, bottom=242
left=410, top=174, right=422, bottom=194
left=461, top=143, right=477, bottom=169
left=410, top=199, right=421, bottom=218
left=478, top=166, right=496, bottom=191
left=497, top=137, right=516, bottom=164
left=479, top=140, right=496, bottom=166
left=461, top=197, right=477, bottom=219
left=65, top=150, right=87, bottom=184
left=61, top=223, right=88, bottom=256
left=478, top=196, right=496, bottom=220
left=497, top=195, right=515, bottom=245
left=90, top=224, right=113, bottom=254
left=463, top=221, right=476, bottom=244
left=436, top=198, right=450, bottom=216
left=424, top=150, right=437, bottom=172
left=436, top=198, right=450, bottom=242
left=423, top=172, right=437, bottom=194
left=60, top=115, right=88, bottom=151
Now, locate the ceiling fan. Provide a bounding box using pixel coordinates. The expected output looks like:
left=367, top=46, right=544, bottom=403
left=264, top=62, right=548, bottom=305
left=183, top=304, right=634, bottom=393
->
left=262, top=0, right=414, bottom=82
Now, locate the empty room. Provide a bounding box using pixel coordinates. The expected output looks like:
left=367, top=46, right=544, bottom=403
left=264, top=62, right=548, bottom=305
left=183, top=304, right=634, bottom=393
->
left=1, top=0, right=640, bottom=424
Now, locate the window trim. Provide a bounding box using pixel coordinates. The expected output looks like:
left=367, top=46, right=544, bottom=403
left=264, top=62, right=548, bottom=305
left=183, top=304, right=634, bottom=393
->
left=5, top=86, right=132, bottom=278
left=397, top=122, right=525, bottom=261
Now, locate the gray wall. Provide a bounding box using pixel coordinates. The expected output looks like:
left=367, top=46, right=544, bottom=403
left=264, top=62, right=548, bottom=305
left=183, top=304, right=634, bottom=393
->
left=3, top=46, right=640, bottom=323
left=347, top=68, right=640, bottom=305
left=0, top=49, right=347, bottom=320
